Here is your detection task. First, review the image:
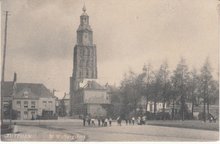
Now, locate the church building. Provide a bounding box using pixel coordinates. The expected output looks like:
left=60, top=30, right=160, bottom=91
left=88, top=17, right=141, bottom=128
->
left=69, top=5, right=110, bottom=117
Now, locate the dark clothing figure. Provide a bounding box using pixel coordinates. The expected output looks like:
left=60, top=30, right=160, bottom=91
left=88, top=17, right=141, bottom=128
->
left=109, top=121, right=112, bottom=126
left=125, top=119, right=128, bottom=125
left=87, top=118, right=91, bottom=126
left=117, top=116, right=121, bottom=126
left=91, top=119, right=95, bottom=126
left=132, top=117, right=135, bottom=125
left=109, top=118, right=112, bottom=126
left=102, top=118, right=105, bottom=126
left=118, top=119, right=121, bottom=126
left=98, top=119, right=101, bottom=126
left=129, top=119, right=131, bottom=125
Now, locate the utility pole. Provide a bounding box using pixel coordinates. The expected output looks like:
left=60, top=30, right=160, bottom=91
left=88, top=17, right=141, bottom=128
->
left=1, top=11, right=10, bottom=126
left=2, top=11, right=9, bottom=82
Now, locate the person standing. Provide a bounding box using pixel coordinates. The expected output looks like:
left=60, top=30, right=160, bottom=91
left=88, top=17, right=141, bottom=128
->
left=91, top=118, right=95, bottom=126
left=129, top=118, right=131, bottom=125
left=98, top=118, right=101, bottom=126
left=13, top=122, right=18, bottom=133
left=109, top=117, right=112, bottom=126
left=117, top=116, right=120, bottom=125
left=83, top=116, right=86, bottom=126
left=137, top=116, right=141, bottom=125
left=102, top=118, right=105, bottom=126
left=142, top=116, right=146, bottom=125
left=105, top=118, right=108, bottom=127
left=87, top=115, right=91, bottom=126
left=125, top=118, right=128, bottom=125
left=132, top=117, right=135, bottom=125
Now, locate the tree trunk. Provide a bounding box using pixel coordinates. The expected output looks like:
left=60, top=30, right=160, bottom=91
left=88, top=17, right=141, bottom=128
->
left=154, top=99, right=157, bottom=119
left=181, top=95, right=184, bottom=121
left=172, top=97, right=175, bottom=120
left=162, top=98, right=166, bottom=120
left=203, top=98, right=206, bottom=122
left=207, top=97, right=209, bottom=117
left=191, top=100, right=194, bottom=119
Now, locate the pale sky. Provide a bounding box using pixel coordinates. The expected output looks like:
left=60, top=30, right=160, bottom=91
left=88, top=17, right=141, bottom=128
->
left=1, top=0, right=219, bottom=98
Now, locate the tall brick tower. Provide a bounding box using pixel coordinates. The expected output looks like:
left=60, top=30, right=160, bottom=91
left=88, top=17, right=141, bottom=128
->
left=70, top=5, right=98, bottom=115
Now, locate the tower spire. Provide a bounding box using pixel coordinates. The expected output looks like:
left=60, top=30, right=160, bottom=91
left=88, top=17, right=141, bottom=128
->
left=82, top=3, right=86, bottom=13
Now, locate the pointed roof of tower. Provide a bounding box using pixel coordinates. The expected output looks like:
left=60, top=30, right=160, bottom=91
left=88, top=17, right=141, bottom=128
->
left=81, top=3, right=88, bottom=16
left=82, top=3, right=86, bottom=13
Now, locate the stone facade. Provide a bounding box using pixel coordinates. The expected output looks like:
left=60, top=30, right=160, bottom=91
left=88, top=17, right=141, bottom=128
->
left=71, top=81, right=110, bottom=117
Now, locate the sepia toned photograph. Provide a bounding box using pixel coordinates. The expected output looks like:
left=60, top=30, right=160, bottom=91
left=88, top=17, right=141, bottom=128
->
left=1, top=0, right=219, bottom=142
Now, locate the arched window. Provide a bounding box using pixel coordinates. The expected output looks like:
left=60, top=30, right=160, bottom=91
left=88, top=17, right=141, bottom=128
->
left=86, top=69, right=89, bottom=77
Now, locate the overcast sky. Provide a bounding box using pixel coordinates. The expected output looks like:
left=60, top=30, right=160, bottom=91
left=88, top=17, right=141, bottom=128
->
left=1, top=0, right=219, bottom=98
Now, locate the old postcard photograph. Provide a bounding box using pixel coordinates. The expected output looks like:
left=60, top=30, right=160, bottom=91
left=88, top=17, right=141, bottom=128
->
left=1, top=0, right=219, bottom=142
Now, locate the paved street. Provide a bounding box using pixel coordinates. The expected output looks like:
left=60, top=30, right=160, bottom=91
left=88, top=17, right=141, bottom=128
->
left=2, top=119, right=219, bottom=141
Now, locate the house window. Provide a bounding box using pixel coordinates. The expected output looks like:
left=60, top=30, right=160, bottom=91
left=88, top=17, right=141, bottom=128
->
left=24, top=111, right=28, bottom=119
left=16, top=101, right=21, bottom=108
left=23, top=90, right=29, bottom=98
left=17, top=111, right=21, bottom=119
left=48, top=101, right=52, bottom=108
left=24, top=101, right=28, bottom=108
left=31, top=101, right=36, bottom=108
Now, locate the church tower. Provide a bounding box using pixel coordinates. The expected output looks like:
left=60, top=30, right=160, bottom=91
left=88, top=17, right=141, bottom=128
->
left=71, top=5, right=97, bottom=90
left=70, top=5, right=98, bottom=115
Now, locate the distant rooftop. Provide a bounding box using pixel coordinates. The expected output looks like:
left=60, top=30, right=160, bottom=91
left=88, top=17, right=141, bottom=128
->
left=1, top=81, right=56, bottom=99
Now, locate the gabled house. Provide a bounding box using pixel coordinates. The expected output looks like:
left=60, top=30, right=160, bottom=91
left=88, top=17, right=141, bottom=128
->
left=2, top=81, right=57, bottom=120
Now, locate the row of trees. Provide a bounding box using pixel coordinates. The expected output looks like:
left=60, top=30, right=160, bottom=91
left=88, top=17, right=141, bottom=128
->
left=110, top=58, right=218, bottom=121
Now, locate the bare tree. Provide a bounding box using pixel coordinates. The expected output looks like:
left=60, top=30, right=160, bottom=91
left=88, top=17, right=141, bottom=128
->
left=199, top=58, right=213, bottom=122
left=157, top=61, right=170, bottom=120
left=171, top=58, right=190, bottom=121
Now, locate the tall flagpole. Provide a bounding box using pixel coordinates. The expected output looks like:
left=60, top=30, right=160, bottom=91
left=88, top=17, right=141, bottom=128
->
left=2, top=11, right=9, bottom=82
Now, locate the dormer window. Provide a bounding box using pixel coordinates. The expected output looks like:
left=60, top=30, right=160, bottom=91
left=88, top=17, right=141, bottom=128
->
left=23, top=90, right=29, bottom=98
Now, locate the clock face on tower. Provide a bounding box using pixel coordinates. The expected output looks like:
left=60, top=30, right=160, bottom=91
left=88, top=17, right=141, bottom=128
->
left=82, top=18, right=87, bottom=25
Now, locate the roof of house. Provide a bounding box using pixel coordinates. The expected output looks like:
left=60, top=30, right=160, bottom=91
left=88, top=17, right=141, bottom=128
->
left=83, top=81, right=106, bottom=90
left=1, top=81, right=14, bottom=98
left=1, top=81, right=55, bottom=99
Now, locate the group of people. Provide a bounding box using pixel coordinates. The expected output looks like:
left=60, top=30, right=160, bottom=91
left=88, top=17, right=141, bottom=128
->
left=116, top=116, right=146, bottom=125
left=82, top=115, right=112, bottom=127
left=82, top=115, right=147, bottom=127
